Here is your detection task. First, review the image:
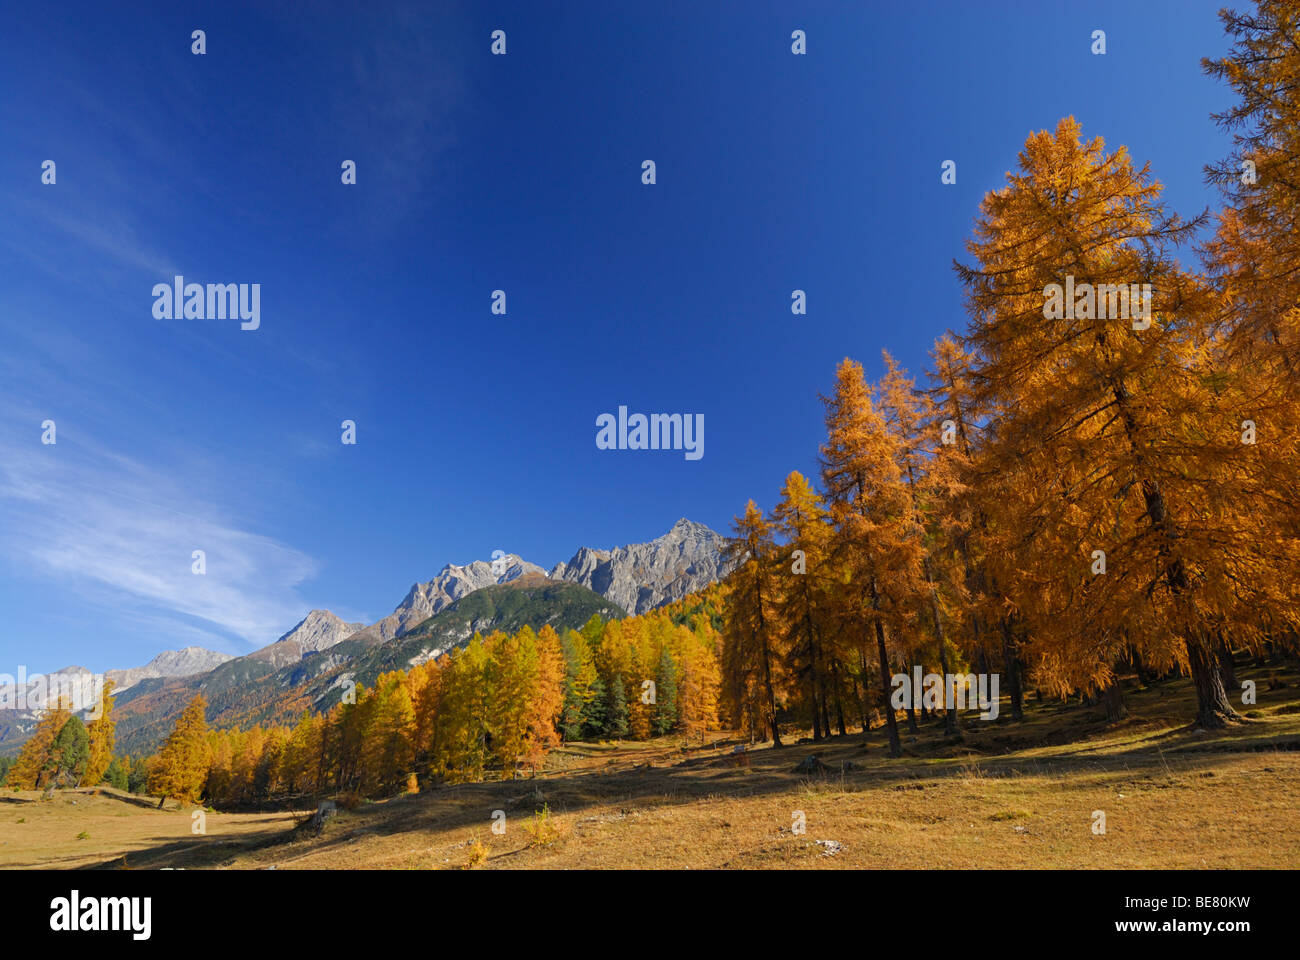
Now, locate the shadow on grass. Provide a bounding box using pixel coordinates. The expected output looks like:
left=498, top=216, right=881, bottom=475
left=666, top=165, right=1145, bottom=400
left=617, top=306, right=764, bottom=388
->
left=74, top=661, right=1300, bottom=869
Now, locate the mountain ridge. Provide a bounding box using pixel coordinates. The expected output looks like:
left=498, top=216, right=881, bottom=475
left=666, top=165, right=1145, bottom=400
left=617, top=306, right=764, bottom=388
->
left=549, top=517, right=735, bottom=614
left=2, top=518, right=733, bottom=756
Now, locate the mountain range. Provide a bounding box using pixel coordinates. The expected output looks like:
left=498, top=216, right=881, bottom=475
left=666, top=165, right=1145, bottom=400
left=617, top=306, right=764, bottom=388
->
left=0, top=518, right=733, bottom=756
left=108, top=647, right=237, bottom=693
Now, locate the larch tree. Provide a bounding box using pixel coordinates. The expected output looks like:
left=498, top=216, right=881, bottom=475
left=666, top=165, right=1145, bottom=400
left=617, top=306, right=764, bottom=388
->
left=769, top=470, right=833, bottom=740
left=409, top=658, right=445, bottom=772
left=435, top=635, right=493, bottom=783
left=362, top=673, right=416, bottom=795
left=523, top=625, right=566, bottom=766
left=1202, top=0, right=1300, bottom=664
left=925, top=333, right=1002, bottom=727
left=1203, top=0, right=1300, bottom=374
left=879, top=351, right=966, bottom=731
left=8, top=697, right=74, bottom=790
left=82, top=678, right=117, bottom=787
left=821, top=359, right=926, bottom=757
left=282, top=711, right=323, bottom=796
left=678, top=637, right=720, bottom=742
left=148, top=694, right=210, bottom=806
left=722, top=500, right=784, bottom=746
left=623, top=618, right=655, bottom=740
left=955, top=116, right=1263, bottom=727
left=255, top=726, right=287, bottom=799
left=486, top=625, right=555, bottom=775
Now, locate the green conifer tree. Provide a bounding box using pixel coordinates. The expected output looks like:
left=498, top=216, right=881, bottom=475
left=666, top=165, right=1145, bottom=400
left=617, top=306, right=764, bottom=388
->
left=653, top=648, right=679, bottom=736
left=51, top=716, right=90, bottom=785
left=606, top=675, right=629, bottom=739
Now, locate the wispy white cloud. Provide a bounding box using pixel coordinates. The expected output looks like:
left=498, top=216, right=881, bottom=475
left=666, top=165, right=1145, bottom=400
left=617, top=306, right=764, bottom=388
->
left=37, top=207, right=178, bottom=279
left=0, top=427, right=318, bottom=650
left=0, top=198, right=178, bottom=298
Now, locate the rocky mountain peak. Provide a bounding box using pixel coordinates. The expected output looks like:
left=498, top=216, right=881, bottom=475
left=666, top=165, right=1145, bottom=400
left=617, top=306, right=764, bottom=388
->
left=549, top=519, right=733, bottom=615
left=275, top=611, right=365, bottom=652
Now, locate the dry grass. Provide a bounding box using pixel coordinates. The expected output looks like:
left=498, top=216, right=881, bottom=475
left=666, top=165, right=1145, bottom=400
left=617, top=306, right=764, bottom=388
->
left=6, top=661, right=1300, bottom=870
left=0, top=788, right=303, bottom=869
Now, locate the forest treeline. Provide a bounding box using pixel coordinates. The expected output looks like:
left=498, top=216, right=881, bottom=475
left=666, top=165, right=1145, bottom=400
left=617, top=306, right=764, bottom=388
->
left=720, top=2, right=1300, bottom=754
left=7, top=594, right=726, bottom=805
left=2, top=681, right=121, bottom=792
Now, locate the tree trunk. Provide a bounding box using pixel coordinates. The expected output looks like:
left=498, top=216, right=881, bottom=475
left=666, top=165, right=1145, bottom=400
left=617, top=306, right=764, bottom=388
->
left=923, top=557, right=959, bottom=734
left=937, top=634, right=959, bottom=735
left=867, top=573, right=903, bottom=757
left=1130, top=644, right=1151, bottom=685
left=856, top=648, right=871, bottom=733
left=1216, top=635, right=1238, bottom=692
left=875, top=620, right=902, bottom=757
left=904, top=662, right=921, bottom=734
left=831, top=661, right=848, bottom=736
left=1187, top=633, right=1241, bottom=728
left=817, top=672, right=831, bottom=738
left=1000, top=618, right=1024, bottom=720
left=808, top=667, right=822, bottom=741
left=755, top=577, right=782, bottom=748
left=819, top=671, right=833, bottom=738
left=1102, top=680, right=1126, bottom=722
left=804, top=603, right=825, bottom=741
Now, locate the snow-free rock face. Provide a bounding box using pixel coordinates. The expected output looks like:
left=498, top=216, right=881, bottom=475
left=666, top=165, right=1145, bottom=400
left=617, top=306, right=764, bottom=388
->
left=247, top=610, right=367, bottom=669
left=343, top=554, right=550, bottom=646
left=106, top=646, right=235, bottom=693
left=275, top=610, right=366, bottom=653
left=395, top=556, right=550, bottom=626
left=549, top=518, right=735, bottom=614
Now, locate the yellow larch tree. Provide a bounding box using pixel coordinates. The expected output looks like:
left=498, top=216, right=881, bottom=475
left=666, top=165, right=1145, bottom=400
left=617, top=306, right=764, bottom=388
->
left=148, top=694, right=210, bottom=805
left=82, top=678, right=117, bottom=787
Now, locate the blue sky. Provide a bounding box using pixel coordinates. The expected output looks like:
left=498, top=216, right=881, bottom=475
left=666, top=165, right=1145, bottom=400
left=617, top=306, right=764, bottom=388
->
left=0, top=0, right=1234, bottom=672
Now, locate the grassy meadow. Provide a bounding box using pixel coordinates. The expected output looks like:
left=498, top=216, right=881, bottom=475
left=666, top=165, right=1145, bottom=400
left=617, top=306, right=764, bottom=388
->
left=4, top=657, right=1298, bottom=870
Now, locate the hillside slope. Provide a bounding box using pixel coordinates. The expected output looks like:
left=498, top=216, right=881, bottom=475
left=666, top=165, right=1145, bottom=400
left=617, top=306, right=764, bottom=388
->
left=110, top=578, right=625, bottom=755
